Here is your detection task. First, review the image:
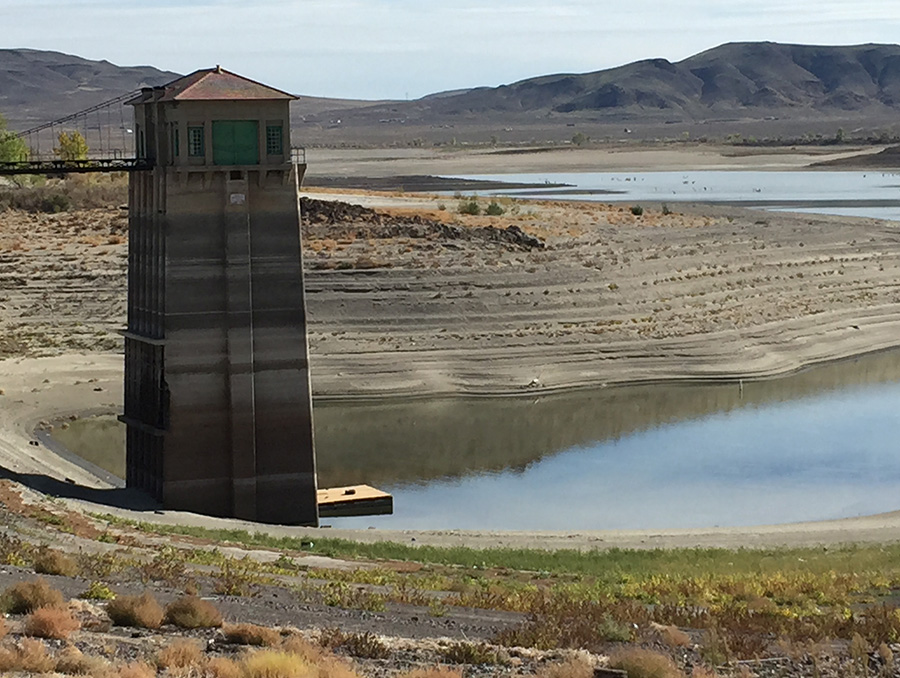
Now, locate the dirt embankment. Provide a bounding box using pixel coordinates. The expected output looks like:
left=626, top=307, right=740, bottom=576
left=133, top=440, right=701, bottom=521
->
left=4, top=193, right=900, bottom=398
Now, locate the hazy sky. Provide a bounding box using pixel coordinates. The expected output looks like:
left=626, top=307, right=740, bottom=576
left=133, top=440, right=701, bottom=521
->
left=6, top=0, right=900, bottom=100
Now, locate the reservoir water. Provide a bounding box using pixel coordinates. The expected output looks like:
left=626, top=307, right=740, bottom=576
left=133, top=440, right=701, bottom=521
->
left=53, top=349, right=900, bottom=531
left=50, top=170, right=900, bottom=530
left=457, top=170, right=900, bottom=222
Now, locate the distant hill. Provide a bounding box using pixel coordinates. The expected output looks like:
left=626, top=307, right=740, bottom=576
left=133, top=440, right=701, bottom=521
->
left=326, top=42, right=900, bottom=127
left=6, top=43, right=900, bottom=144
left=0, top=49, right=397, bottom=132
left=0, top=49, right=179, bottom=128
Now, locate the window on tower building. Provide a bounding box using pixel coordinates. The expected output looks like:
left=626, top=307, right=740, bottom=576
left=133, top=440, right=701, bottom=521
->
left=266, top=124, right=283, bottom=155
left=188, top=125, right=205, bottom=157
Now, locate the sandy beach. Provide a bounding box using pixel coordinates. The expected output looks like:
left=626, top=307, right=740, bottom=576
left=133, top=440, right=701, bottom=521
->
left=2, top=145, right=900, bottom=547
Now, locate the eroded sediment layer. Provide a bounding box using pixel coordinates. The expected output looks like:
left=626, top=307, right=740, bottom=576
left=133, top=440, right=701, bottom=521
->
left=4, top=194, right=900, bottom=398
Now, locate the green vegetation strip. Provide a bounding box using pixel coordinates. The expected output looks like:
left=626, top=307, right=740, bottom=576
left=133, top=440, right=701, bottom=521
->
left=93, top=513, right=900, bottom=579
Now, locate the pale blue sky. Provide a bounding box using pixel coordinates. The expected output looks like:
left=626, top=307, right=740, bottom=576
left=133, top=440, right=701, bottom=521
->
left=6, top=0, right=900, bottom=99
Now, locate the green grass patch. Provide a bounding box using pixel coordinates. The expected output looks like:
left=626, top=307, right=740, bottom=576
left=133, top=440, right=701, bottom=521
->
left=90, top=513, right=900, bottom=581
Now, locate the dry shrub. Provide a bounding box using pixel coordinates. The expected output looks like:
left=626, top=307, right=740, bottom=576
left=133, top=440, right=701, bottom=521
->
left=207, top=656, right=242, bottom=678
left=164, top=594, right=223, bottom=628
left=223, top=622, right=281, bottom=646
left=157, top=638, right=205, bottom=669
left=280, top=635, right=359, bottom=678
left=658, top=624, right=692, bottom=648
left=55, top=644, right=110, bottom=675
left=33, top=546, right=79, bottom=577
left=608, top=648, right=684, bottom=678
left=242, top=650, right=311, bottom=678
left=3, top=577, right=66, bottom=613
left=24, top=605, right=81, bottom=639
left=106, top=591, right=164, bottom=629
left=691, top=667, right=719, bottom=678
left=0, top=638, right=55, bottom=673
left=0, top=616, right=7, bottom=640
left=137, top=547, right=193, bottom=589
left=537, top=655, right=594, bottom=678
left=285, top=632, right=328, bottom=663
left=115, top=661, right=157, bottom=678
left=440, top=641, right=501, bottom=665
left=396, top=670, right=464, bottom=678
left=319, top=627, right=390, bottom=660
left=0, top=646, right=14, bottom=673
left=321, top=657, right=365, bottom=678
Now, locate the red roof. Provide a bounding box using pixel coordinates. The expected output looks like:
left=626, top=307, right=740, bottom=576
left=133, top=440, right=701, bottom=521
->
left=151, top=67, right=296, bottom=102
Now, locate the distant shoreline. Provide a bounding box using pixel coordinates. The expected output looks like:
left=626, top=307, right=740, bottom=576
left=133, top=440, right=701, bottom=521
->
left=304, top=174, right=572, bottom=193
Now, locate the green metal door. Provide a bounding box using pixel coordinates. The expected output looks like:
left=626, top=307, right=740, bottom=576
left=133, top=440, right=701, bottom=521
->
left=212, top=120, right=259, bottom=165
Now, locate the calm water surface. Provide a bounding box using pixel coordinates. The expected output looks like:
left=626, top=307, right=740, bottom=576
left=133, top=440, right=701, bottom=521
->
left=53, top=350, right=900, bottom=531
left=455, top=170, right=900, bottom=221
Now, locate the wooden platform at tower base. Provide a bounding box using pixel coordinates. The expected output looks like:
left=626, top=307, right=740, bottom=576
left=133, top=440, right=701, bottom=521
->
left=317, top=485, right=393, bottom=518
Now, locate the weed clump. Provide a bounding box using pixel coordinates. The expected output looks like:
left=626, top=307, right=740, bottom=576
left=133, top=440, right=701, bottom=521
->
left=537, top=655, right=595, bottom=678
left=3, top=577, right=65, bottom=613
left=80, top=580, right=116, bottom=600
left=440, top=641, right=505, bottom=665
left=630, top=205, right=644, bottom=216
left=206, top=656, right=242, bottom=678
left=137, top=547, right=191, bottom=588
left=321, top=581, right=386, bottom=612
left=597, top=614, right=634, bottom=642
left=106, top=591, right=164, bottom=629
left=608, top=647, right=683, bottom=678
left=458, top=197, right=480, bottom=215
left=32, top=546, right=78, bottom=577
left=284, top=632, right=328, bottom=664
left=320, top=627, right=390, bottom=659
left=0, top=638, right=55, bottom=673
left=213, top=558, right=261, bottom=596
left=494, top=596, right=645, bottom=650
left=116, top=660, right=157, bottom=678
left=222, top=622, right=281, bottom=646
left=24, top=605, right=80, bottom=639
left=242, top=650, right=311, bottom=678
left=0, top=533, right=32, bottom=566
left=77, top=551, right=124, bottom=579
left=485, top=200, right=505, bottom=216
left=157, top=638, right=204, bottom=670
left=164, top=594, right=223, bottom=628
left=656, top=624, right=691, bottom=648
left=54, top=644, right=110, bottom=675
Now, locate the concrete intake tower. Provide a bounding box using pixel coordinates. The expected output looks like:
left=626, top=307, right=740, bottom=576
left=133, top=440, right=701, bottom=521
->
left=121, top=67, right=318, bottom=525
